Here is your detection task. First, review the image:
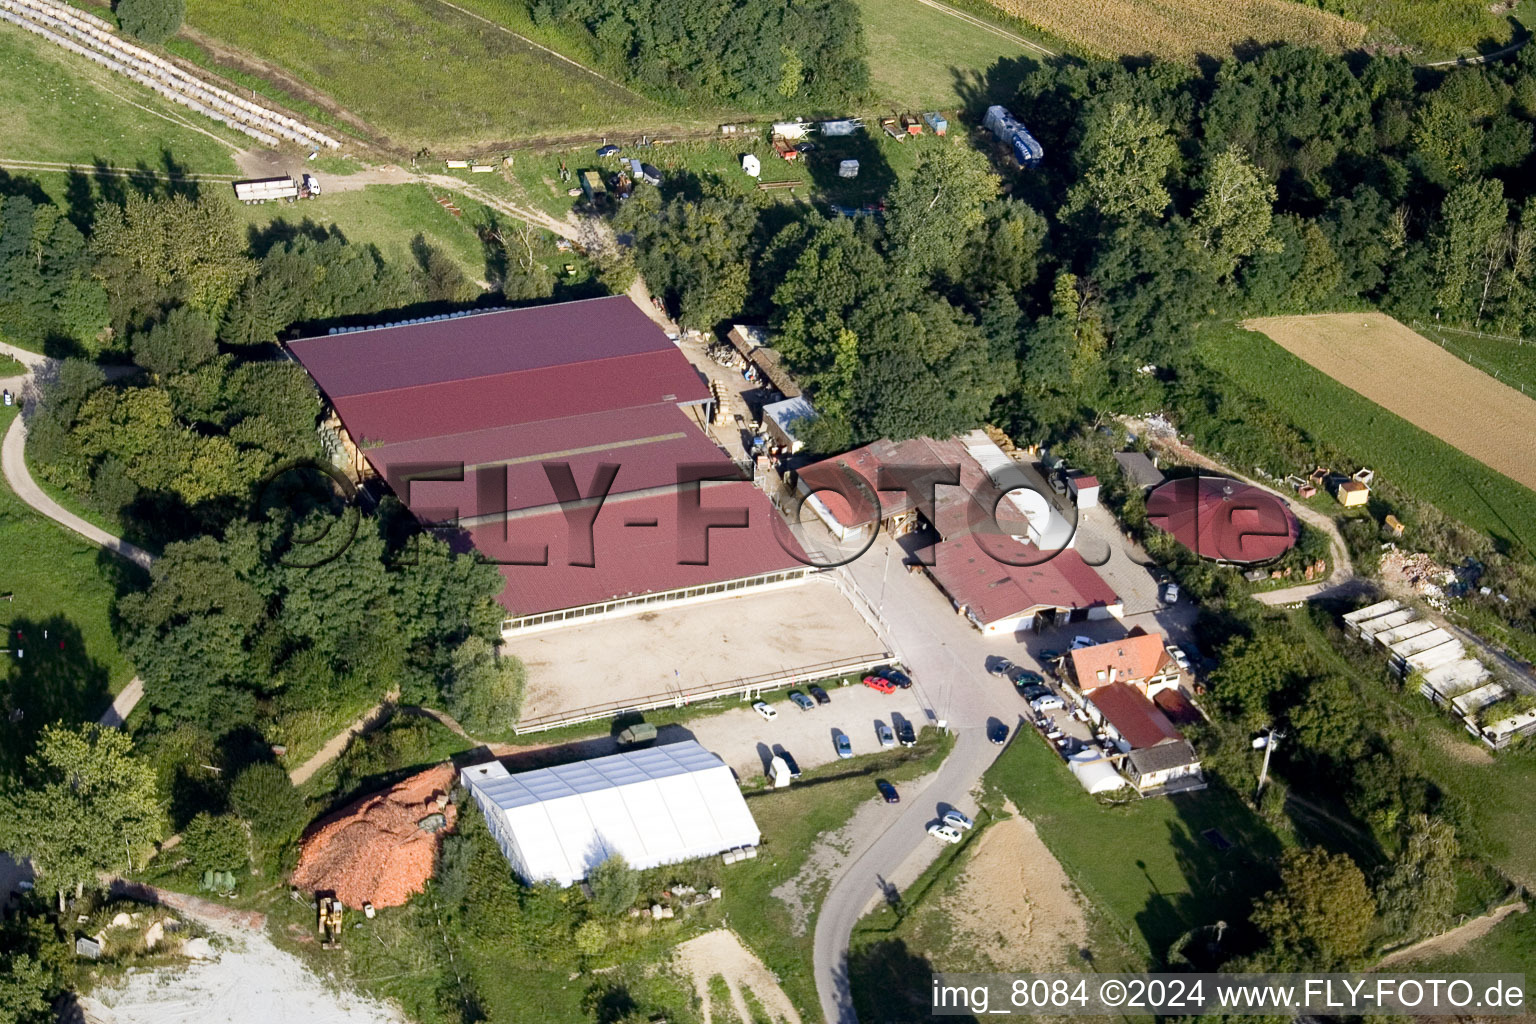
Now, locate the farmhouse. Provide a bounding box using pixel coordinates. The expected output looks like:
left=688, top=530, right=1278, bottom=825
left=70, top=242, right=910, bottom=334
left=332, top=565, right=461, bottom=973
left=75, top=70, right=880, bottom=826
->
left=460, top=741, right=760, bottom=887
left=1144, top=474, right=1299, bottom=564
left=1067, top=629, right=1181, bottom=698
left=288, top=297, right=811, bottom=634
left=1080, top=683, right=1203, bottom=794
left=796, top=431, right=1122, bottom=634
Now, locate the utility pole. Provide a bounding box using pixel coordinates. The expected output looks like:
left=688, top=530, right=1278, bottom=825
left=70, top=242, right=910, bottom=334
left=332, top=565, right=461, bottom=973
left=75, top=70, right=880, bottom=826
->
left=1255, top=727, right=1283, bottom=801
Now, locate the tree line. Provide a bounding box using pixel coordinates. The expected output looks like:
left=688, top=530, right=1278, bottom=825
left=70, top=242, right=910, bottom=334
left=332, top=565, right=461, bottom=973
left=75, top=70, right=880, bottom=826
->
left=522, top=0, right=869, bottom=109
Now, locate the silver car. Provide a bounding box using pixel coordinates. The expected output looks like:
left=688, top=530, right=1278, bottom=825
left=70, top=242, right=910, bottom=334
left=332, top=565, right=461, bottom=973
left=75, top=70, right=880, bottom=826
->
left=876, top=722, right=896, bottom=748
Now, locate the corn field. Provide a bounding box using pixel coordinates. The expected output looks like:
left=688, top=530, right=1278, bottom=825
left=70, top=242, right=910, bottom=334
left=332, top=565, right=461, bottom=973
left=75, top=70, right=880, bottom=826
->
left=987, top=0, right=1366, bottom=61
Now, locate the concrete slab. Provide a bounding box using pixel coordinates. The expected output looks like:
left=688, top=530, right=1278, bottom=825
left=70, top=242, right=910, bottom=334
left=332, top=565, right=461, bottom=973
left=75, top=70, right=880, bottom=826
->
left=508, top=577, right=883, bottom=723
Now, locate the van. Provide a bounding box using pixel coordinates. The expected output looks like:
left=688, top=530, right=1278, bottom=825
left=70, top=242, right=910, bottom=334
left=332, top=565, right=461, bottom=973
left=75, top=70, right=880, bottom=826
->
left=617, top=722, right=657, bottom=746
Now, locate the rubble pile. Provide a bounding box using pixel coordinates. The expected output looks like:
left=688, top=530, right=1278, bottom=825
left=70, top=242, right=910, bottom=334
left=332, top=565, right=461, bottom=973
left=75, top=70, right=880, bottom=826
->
left=292, top=763, right=457, bottom=909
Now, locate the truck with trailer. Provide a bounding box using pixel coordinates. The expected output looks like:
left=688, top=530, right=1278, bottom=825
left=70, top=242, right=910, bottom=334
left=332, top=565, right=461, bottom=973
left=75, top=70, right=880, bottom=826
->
left=232, top=174, right=321, bottom=203
left=982, top=105, right=1044, bottom=168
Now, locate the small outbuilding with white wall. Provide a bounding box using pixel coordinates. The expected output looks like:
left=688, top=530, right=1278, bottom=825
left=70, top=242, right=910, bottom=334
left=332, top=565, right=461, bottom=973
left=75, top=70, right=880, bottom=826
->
left=461, top=741, right=760, bottom=887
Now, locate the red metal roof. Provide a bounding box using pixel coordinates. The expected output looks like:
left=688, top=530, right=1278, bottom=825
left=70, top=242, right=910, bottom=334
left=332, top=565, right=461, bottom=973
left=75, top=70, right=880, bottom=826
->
left=364, top=404, right=727, bottom=521
left=288, top=297, right=802, bottom=616
left=1087, top=682, right=1184, bottom=749
left=321, top=349, right=708, bottom=446
left=469, top=483, right=807, bottom=615
left=1145, top=475, right=1299, bottom=564
left=927, top=532, right=1119, bottom=625
left=287, top=296, right=677, bottom=399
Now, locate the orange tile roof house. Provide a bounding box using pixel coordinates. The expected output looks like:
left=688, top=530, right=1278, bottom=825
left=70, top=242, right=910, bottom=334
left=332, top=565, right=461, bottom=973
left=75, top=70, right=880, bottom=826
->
left=1067, top=629, right=1180, bottom=698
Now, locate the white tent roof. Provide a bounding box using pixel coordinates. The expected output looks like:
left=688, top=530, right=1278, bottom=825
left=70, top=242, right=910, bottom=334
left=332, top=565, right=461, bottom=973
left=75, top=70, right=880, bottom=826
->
left=1068, top=754, right=1128, bottom=794
left=462, top=741, right=760, bottom=886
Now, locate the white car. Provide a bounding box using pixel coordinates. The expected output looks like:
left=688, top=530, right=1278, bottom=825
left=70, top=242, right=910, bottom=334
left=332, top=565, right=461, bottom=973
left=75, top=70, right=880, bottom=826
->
left=942, top=810, right=974, bottom=831
left=752, top=701, right=777, bottom=721
left=1031, top=694, right=1065, bottom=711
left=927, top=823, right=963, bottom=844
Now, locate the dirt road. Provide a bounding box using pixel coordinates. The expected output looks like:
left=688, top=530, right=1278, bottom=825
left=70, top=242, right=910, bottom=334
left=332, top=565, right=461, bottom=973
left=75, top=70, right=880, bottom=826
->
left=1375, top=900, right=1528, bottom=967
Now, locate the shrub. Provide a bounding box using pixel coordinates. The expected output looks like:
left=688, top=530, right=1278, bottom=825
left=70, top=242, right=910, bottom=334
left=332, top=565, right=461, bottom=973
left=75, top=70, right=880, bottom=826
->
left=229, top=762, right=306, bottom=856
left=587, top=854, right=640, bottom=916
left=115, top=0, right=185, bottom=43
left=180, top=812, right=249, bottom=876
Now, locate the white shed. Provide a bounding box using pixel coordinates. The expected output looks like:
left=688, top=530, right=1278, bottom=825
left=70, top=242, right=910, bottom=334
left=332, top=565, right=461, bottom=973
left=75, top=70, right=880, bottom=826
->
left=1067, top=473, right=1100, bottom=508
left=1068, top=753, right=1128, bottom=794
left=461, top=741, right=760, bottom=887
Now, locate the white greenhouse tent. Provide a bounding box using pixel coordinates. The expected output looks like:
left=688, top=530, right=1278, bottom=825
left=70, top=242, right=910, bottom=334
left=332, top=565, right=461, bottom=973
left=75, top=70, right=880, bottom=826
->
left=1069, top=752, right=1128, bottom=795
left=461, top=741, right=760, bottom=886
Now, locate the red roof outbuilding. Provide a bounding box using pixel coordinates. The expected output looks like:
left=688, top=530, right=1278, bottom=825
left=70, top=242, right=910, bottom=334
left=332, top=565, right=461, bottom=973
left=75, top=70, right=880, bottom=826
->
left=1144, top=475, right=1299, bottom=564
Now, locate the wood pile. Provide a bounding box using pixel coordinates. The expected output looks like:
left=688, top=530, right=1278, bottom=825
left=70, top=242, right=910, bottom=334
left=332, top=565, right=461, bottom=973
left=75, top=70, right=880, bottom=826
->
left=292, top=763, right=458, bottom=909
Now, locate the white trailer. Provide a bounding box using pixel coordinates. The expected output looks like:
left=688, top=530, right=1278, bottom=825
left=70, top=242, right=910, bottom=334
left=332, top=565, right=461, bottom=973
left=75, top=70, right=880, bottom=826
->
left=233, top=175, right=300, bottom=203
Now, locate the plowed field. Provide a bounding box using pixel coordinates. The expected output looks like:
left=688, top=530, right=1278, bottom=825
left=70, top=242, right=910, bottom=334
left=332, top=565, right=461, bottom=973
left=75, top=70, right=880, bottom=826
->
left=1245, top=314, right=1536, bottom=494
left=986, top=0, right=1364, bottom=60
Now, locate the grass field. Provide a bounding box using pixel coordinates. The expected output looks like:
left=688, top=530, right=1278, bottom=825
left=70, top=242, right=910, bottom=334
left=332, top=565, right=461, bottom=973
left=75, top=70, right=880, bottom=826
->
left=182, top=0, right=659, bottom=149
left=0, top=405, right=138, bottom=767
left=236, top=184, right=502, bottom=283
left=986, top=0, right=1365, bottom=60
left=855, top=0, right=1052, bottom=110
left=1298, top=0, right=1521, bottom=59
left=1198, top=322, right=1536, bottom=552
left=986, top=730, right=1286, bottom=964
left=0, top=21, right=241, bottom=173
left=1247, top=313, right=1536, bottom=497
left=1415, top=323, right=1536, bottom=396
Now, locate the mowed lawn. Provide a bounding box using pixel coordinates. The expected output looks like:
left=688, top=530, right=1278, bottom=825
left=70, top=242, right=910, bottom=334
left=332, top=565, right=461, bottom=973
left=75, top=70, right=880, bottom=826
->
left=183, top=0, right=658, bottom=148
left=856, top=0, right=1053, bottom=110
left=0, top=20, right=241, bottom=172
left=1200, top=321, right=1536, bottom=553
left=236, top=184, right=501, bottom=284
left=0, top=406, right=137, bottom=744
left=987, top=732, right=1286, bottom=963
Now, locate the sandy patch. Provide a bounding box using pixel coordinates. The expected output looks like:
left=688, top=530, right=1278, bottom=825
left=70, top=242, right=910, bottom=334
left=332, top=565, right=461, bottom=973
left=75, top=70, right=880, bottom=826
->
left=85, top=927, right=406, bottom=1024
left=672, top=929, right=802, bottom=1024
left=1376, top=901, right=1528, bottom=968
left=937, top=803, right=1088, bottom=971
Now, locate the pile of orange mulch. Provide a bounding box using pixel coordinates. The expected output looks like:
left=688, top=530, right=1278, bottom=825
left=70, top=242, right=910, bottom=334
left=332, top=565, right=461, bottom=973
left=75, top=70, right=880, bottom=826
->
left=292, top=762, right=458, bottom=909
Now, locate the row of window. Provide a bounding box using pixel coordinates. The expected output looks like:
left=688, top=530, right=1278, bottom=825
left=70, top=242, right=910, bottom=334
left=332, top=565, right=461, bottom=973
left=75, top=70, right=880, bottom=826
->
left=501, top=568, right=813, bottom=632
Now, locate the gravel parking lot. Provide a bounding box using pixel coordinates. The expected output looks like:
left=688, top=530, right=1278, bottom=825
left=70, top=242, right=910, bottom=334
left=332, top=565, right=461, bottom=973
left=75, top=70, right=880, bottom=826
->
left=684, top=678, right=932, bottom=780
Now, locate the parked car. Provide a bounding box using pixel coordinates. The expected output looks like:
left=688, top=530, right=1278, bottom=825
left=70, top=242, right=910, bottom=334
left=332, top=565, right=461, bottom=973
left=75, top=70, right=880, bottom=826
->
left=1166, top=645, right=1191, bottom=671
left=988, top=722, right=1009, bottom=745
left=1162, top=581, right=1180, bottom=604
left=1038, top=649, right=1062, bottom=665
left=834, top=733, right=852, bottom=759
left=1047, top=473, right=1067, bottom=495
left=1018, top=685, right=1051, bottom=701
left=752, top=700, right=777, bottom=721
left=1013, top=670, right=1045, bottom=688
left=927, top=823, right=963, bottom=844
left=808, top=684, right=831, bottom=705
left=895, top=719, right=916, bottom=747
left=789, top=691, right=815, bottom=711
left=863, top=675, right=896, bottom=694
left=876, top=722, right=896, bottom=748
left=1031, top=694, right=1065, bottom=711
left=876, top=779, right=899, bottom=803
left=882, top=668, right=913, bottom=689
left=943, top=810, right=974, bottom=831
left=777, top=749, right=802, bottom=779
left=1071, top=635, right=1095, bottom=649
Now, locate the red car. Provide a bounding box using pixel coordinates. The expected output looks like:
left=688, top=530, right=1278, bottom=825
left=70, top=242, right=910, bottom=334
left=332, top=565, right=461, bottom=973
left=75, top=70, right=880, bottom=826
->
left=863, top=675, right=896, bottom=694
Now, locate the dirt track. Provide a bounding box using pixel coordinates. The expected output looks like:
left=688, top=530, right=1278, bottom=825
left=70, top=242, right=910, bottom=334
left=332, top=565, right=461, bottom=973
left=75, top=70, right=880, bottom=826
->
left=1247, top=313, right=1536, bottom=493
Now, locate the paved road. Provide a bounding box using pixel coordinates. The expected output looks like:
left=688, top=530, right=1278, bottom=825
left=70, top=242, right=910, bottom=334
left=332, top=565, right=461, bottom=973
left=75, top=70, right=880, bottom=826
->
left=1, top=341, right=152, bottom=728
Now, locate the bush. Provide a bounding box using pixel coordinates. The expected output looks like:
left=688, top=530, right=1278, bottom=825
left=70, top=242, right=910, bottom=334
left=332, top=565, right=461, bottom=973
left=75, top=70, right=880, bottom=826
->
left=115, top=0, right=185, bottom=43
left=180, top=812, right=249, bottom=876
left=229, top=762, right=307, bottom=857
left=587, top=854, right=640, bottom=916
left=444, top=638, right=525, bottom=738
